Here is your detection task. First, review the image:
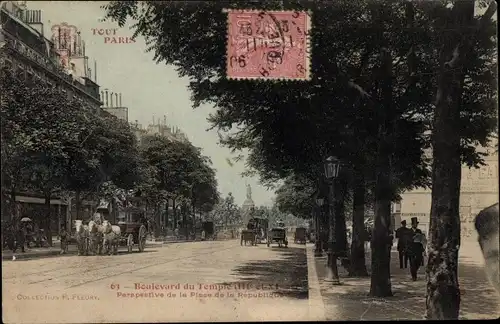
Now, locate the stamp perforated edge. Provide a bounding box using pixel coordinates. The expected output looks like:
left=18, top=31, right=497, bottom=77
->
left=224, top=9, right=312, bottom=82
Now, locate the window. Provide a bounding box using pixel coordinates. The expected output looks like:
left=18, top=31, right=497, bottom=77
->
left=3, top=59, right=13, bottom=70
left=26, top=71, right=34, bottom=84
left=16, top=64, right=25, bottom=80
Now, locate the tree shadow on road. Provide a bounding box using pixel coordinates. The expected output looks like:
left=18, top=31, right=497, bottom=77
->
left=217, top=246, right=309, bottom=299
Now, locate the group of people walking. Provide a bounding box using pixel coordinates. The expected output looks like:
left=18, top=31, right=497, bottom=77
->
left=396, top=217, right=426, bottom=281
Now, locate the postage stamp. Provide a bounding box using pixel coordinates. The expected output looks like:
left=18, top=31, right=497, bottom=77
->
left=226, top=10, right=311, bottom=81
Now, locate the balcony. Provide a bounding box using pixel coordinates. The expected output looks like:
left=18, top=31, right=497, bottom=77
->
left=2, top=30, right=100, bottom=103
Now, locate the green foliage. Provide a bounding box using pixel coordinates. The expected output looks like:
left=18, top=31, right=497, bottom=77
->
left=1, top=66, right=219, bottom=222
left=140, top=134, right=218, bottom=212
left=102, top=0, right=496, bottom=198
left=275, top=175, right=315, bottom=219
left=209, top=192, right=241, bottom=226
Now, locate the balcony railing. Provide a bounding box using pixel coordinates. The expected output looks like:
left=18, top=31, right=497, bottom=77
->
left=2, top=30, right=99, bottom=102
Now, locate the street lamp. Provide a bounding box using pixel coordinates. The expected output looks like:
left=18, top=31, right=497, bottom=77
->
left=315, top=196, right=324, bottom=257
left=324, top=156, right=342, bottom=285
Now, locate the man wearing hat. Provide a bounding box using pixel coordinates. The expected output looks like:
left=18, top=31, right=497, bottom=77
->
left=406, top=217, right=425, bottom=280
left=395, top=220, right=413, bottom=269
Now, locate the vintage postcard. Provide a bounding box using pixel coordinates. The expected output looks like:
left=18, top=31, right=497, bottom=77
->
left=1, top=0, right=499, bottom=323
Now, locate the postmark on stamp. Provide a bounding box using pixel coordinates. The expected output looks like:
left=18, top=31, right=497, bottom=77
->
left=226, top=10, right=311, bottom=81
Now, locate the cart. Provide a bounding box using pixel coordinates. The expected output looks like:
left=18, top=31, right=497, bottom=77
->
left=294, top=227, right=307, bottom=244
left=267, top=228, right=288, bottom=248
left=248, top=217, right=268, bottom=244
left=201, top=221, right=215, bottom=241
left=240, top=229, right=256, bottom=246
left=115, top=207, right=148, bottom=253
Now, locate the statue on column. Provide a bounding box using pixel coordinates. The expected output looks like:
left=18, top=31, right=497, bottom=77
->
left=246, top=184, right=252, bottom=200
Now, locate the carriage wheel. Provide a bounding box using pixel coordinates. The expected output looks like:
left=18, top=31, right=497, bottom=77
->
left=127, top=234, right=134, bottom=253
left=138, top=225, right=147, bottom=252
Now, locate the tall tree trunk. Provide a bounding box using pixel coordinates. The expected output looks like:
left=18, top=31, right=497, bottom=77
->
left=370, top=6, right=394, bottom=296
left=167, top=199, right=171, bottom=230
left=425, top=0, right=488, bottom=319
left=335, top=178, right=349, bottom=269
left=350, top=169, right=369, bottom=277
left=10, top=187, right=17, bottom=221
left=172, top=198, right=177, bottom=229
left=182, top=203, right=188, bottom=240
left=44, top=193, right=53, bottom=247
left=75, top=190, right=81, bottom=220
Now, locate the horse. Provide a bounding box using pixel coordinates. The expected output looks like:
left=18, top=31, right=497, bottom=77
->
left=474, top=203, right=499, bottom=294
left=87, top=220, right=103, bottom=255
left=101, top=220, right=121, bottom=255
left=74, top=220, right=89, bottom=256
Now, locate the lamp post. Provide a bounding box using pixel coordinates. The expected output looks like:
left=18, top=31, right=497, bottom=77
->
left=324, top=156, right=342, bottom=285
left=314, top=196, right=324, bottom=257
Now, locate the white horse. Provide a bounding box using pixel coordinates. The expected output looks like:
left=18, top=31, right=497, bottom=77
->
left=87, top=220, right=103, bottom=255
left=74, top=220, right=89, bottom=256
left=101, top=220, right=121, bottom=255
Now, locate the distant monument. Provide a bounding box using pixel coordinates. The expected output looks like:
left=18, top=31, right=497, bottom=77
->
left=242, top=184, right=255, bottom=224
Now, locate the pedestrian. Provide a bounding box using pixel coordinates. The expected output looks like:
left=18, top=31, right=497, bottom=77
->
left=59, top=224, right=68, bottom=254
left=407, top=217, right=424, bottom=281
left=395, top=220, right=412, bottom=269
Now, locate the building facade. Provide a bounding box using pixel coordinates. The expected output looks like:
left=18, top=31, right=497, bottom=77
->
left=101, top=90, right=129, bottom=121
left=397, top=141, right=498, bottom=240
left=0, top=2, right=101, bottom=109
left=130, top=116, right=189, bottom=145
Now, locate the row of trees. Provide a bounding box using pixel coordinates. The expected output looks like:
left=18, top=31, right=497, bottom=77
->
left=1, top=67, right=219, bottom=244
left=208, top=193, right=298, bottom=228
left=103, top=0, right=497, bottom=319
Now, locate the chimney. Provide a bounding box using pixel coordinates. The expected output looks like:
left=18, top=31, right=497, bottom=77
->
left=115, top=93, right=118, bottom=107
left=105, top=90, right=109, bottom=107
left=164, top=115, right=167, bottom=126
left=100, top=91, right=104, bottom=102
left=119, top=93, right=122, bottom=106
left=110, top=92, right=114, bottom=107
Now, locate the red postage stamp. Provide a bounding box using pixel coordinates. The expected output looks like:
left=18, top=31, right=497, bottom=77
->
left=226, top=10, right=311, bottom=81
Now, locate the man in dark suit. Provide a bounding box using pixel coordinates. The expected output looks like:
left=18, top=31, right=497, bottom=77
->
left=395, top=220, right=412, bottom=269
left=407, top=217, right=424, bottom=281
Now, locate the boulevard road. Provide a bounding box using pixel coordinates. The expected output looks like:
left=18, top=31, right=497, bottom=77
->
left=3, top=240, right=316, bottom=323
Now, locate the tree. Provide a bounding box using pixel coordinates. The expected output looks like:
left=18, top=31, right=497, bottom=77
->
left=103, top=0, right=497, bottom=299
left=275, top=175, right=315, bottom=219
left=1, top=67, right=90, bottom=245
left=210, top=193, right=241, bottom=227
left=140, top=134, right=218, bottom=235
left=425, top=1, right=497, bottom=320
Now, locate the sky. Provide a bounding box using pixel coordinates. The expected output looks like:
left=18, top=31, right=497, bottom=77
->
left=25, top=1, right=275, bottom=207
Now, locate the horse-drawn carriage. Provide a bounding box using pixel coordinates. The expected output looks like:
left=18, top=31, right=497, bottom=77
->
left=241, top=217, right=269, bottom=246
left=115, top=207, right=148, bottom=253
left=73, top=207, right=147, bottom=256
left=267, top=221, right=288, bottom=248
left=294, top=227, right=307, bottom=244
left=201, top=221, right=215, bottom=241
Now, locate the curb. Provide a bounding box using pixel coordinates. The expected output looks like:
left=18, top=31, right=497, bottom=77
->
left=306, top=243, right=327, bottom=321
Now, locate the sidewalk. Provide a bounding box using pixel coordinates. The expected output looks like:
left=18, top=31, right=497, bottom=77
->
left=1, top=239, right=200, bottom=261
left=310, top=241, right=500, bottom=320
